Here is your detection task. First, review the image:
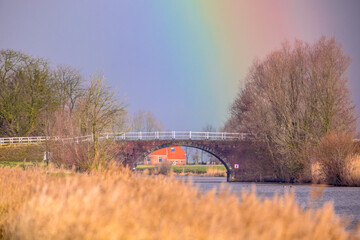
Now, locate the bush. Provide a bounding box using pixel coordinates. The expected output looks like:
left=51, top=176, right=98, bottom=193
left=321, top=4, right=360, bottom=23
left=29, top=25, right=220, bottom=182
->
left=155, top=161, right=172, bottom=175
left=49, top=141, right=92, bottom=170
left=315, top=132, right=359, bottom=186
left=49, top=140, right=123, bottom=171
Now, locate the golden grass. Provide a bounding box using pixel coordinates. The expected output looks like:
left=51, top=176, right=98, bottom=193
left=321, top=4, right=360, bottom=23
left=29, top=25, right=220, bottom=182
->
left=311, top=162, right=324, bottom=184
left=0, top=164, right=358, bottom=240
left=168, top=165, right=226, bottom=177
left=348, top=154, right=360, bottom=183
left=311, top=154, right=360, bottom=186
left=203, top=166, right=227, bottom=177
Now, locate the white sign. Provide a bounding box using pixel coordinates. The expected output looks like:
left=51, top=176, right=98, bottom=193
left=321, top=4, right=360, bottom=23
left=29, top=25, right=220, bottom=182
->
left=234, top=164, right=239, bottom=169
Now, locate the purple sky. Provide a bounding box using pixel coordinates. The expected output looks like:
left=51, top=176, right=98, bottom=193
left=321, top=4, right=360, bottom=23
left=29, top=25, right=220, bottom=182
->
left=0, top=0, right=359, bottom=131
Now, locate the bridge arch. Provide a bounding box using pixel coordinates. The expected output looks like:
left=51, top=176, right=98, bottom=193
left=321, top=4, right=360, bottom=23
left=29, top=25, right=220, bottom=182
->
left=134, top=141, right=234, bottom=181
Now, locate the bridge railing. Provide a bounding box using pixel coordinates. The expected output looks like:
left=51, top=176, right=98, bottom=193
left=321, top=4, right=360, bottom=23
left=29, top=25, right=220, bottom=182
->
left=103, top=131, right=247, bottom=141
left=0, top=132, right=246, bottom=146
left=1, top=133, right=359, bottom=146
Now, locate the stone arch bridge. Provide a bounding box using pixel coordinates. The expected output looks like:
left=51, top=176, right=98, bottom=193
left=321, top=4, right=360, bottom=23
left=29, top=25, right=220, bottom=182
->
left=113, top=131, right=256, bottom=182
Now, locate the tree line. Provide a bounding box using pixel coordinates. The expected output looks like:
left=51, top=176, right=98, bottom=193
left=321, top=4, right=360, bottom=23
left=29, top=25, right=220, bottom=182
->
left=225, top=37, right=358, bottom=184
left=0, top=49, right=163, bottom=169
left=0, top=50, right=123, bottom=137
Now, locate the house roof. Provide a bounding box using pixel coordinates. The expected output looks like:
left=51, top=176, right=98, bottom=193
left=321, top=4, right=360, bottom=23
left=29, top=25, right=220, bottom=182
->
left=150, top=146, right=186, bottom=160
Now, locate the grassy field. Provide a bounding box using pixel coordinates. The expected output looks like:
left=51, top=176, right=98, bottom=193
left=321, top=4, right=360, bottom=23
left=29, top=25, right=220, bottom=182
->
left=0, top=161, right=39, bottom=169
left=136, top=164, right=226, bottom=173
left=0, top=164, right=357, bottom=239
left=0, top=144, right=44, bottom=162
left=0, top=144, right=46, bottom=170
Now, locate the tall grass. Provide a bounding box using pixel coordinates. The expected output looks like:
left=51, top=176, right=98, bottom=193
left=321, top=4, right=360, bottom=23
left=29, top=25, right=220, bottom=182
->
left=203, top=166, right=226, bottom=177
left=0, top=164, right=358, bottom=239
left=348, top=154, right=360, bottom=184
left=137, top=165, right=227, bottom=177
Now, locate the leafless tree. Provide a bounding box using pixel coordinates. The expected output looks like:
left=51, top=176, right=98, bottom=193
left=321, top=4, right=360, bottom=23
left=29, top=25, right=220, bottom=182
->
left=79, top=72, right=127, bottom=161
left=53, top=65, right=83, bottom=113
left=226, top=37, right=356, bottom=182
left=202, top=124, right=217, bottom=132
left=47, top=72, right=128, bottom=170
left=132, top=110, right=163, bottom=132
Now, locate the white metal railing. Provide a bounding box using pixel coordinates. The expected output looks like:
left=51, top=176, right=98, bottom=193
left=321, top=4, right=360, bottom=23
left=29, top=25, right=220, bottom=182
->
left=0, top=135, right=93, bottom=146
left=0, top=132, right=248, bottom=145
left=106, top=131, right=248, bottom=141
left=0, top=133, right=359, bottom=146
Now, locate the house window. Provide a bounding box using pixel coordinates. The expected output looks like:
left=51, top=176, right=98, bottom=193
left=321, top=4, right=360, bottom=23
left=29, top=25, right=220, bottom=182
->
left=180, top=160, right=183, bottom=163
left=175, top=161, right=178, bottom=163
left=147, top=158, right=151, bottom=163
left=171, top=147, right=175, bottom=152
left=159, top=157, right=162, bottom=163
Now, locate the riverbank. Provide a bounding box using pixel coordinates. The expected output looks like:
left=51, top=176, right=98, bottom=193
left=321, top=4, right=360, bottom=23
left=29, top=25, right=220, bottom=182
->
left=135, top=164, right=227, bottom=177
left=0, top=164, right=357, bottom=239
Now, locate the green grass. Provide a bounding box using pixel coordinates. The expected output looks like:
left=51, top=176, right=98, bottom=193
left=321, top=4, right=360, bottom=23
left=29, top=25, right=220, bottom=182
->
left=135, top=165, right=157, bottom=171
left=136, top=164, right=226, bottom=173
left=0, top=160, right=43, bottom=169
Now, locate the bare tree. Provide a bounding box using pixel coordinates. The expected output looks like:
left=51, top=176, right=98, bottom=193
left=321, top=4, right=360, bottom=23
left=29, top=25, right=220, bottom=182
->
left=47, top=72, right=128, bottom=170
left=201, top=124, right=217, bottom=163
left=132, top=110, right=162, bottom=132
left=355, top=131, right=360, bottom=139
left=53, top=65, right=83, bottom=113
left=202, top=124, right=217, bottom=132
left=79, top=72, right=126, bottom=160
left=191, top=150, right=200, bottom=165
left=226, top=37, right=356, bottom=182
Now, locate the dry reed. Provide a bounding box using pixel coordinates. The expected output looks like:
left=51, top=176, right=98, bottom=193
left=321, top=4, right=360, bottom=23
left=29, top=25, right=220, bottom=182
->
left=347, top=154, right=360, bottom=185
left=172, top=166, right=226, bottom=177
left=203, top=166, right=226, bottom=177
left=314, top=132, right=360, bottom=186
left=0, top=164, right=358, bottom=240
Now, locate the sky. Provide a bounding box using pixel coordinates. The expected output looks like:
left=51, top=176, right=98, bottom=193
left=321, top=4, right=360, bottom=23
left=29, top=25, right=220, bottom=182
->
left=0, top=0, right=359, bottom=131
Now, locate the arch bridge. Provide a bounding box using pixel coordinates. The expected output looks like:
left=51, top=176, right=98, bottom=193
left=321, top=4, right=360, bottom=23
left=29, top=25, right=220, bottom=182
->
left=113, top=131, right=255, bottom=182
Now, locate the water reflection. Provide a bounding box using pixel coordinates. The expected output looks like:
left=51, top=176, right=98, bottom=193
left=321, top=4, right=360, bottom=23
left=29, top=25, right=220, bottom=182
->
left=177, top=176, right=360, bottom=228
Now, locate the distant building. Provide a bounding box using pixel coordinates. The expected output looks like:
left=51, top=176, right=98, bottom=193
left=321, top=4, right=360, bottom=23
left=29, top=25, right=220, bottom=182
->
left=144, top=146, right=186, bottom=165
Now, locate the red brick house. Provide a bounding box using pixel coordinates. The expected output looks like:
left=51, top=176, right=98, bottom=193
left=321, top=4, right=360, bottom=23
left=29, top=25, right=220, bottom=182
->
left=144, top=146, right=186, bottom=165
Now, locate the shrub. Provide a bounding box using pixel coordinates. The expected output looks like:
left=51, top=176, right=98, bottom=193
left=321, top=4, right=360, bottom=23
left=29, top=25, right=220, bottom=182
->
left=49, top=139, right=123, bottom=171
left=315, top=132, right=359, bottom=186
left=155, top=161, right=173, bottom=175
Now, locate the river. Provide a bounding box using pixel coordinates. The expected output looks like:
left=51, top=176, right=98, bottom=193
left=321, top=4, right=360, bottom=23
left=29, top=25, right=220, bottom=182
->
left=176, top=176, right=360, bottom=228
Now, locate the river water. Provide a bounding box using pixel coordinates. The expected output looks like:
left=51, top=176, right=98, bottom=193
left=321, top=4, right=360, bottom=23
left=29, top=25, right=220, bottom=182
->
left=176, top=176, right=360, bottom=228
